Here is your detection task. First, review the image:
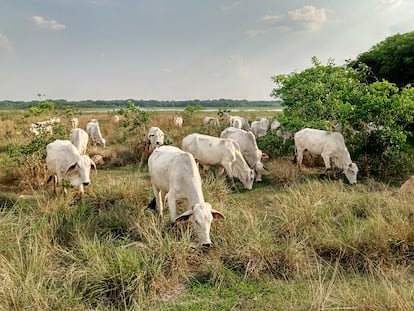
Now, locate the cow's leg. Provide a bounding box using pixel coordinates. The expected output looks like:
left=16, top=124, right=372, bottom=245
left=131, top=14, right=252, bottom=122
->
left=153, top=186, right=164, bottom=217
left=166, top=191, right=177, bottom=221
left=296, top=148, right=304, bottom=171
left=222, top=162, right=237, bottom=189
left=321, top=152, right=332, bottom=174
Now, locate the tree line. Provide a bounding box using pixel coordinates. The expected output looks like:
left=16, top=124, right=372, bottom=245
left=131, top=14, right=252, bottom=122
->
left=0, top=98, right=281, bottom=110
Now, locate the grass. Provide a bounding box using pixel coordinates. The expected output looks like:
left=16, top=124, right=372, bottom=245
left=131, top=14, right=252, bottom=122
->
left=1, top=111, right=414, bottom=310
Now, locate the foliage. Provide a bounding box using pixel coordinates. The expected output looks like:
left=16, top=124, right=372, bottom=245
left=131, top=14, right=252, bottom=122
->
left=183, top=104, right=204, bottom=121
left=353, top=30, right=414, bottom=87
left=217, top=108, right=232, bottom=117
left=26, top=100, right=56, bottom=117
left=271, top=57, right=414, bottom=178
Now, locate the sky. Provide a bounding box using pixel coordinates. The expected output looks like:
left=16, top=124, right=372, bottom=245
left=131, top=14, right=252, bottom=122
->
left=1, top=0, right=413, bottom=102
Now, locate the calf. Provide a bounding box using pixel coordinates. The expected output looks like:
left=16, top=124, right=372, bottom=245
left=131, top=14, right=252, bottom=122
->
left=294, top=128, right=359, bottom=184
left=46, top=140, right=96, bottom=196
left=181, top=133, right=254, bottom=190
left=148, top=145, right=225, bottom=247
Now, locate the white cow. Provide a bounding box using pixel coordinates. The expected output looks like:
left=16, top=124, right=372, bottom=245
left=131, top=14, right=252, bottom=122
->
left=70, top=117, right=79, bottom=128
left=148, top=145, right=225, bottom=246
left=294, top=128, right=359, bottom=184
left=173, top=116, right=183, bottom=127
left=203, top=117, right=220, bottom=127
left=46, top=140, right=96, bottom=196
left=181, top=133, right=255, bottom=190
left=147, top=126, right=165, bottom=151
left=70, top=128, right=89, bottom=155
left=29, top=117, right=60, bottom=136
left=229, top=116, right=250, bottom=131
left=250, top=117, right=270, bottom=138
left=220, top=127, right=267, bottom=182
left=270, top=120, right=281, bottom=131
left=86, top=120, right=106, bottom=148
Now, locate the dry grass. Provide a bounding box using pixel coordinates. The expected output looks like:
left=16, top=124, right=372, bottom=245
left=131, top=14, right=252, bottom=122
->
left=1, top=110, right=414, bottom=310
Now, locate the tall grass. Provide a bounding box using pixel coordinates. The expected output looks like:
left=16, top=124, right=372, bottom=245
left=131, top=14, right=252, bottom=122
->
left=1, top=111, right=414, bottom=310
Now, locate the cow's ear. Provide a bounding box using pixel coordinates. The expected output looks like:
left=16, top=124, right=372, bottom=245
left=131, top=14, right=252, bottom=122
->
left=91, top=160, right=97, bottom=172
left=211, top=209, right=225, bottom=220
left=175, top=210, right=193, bottom=222
left=65, top=163, right=77, bottom=174
left=261, top=153, right=269, bottom=159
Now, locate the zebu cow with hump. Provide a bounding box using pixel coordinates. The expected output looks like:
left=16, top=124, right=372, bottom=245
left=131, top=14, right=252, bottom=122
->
left=147, top=126, right=165, bottom=151
left=294, top=128, right=359, bottom=184
left=70, top=128, right=89, bottom=155
left=148, top=145, right=225, bottom=247
left=220, top=127, right=267, bottom=182
left=46, top=140, right=96, bottom=196
left=181, top=133, right=254, bottom=190
left=86, top=119, right=106, bottom=148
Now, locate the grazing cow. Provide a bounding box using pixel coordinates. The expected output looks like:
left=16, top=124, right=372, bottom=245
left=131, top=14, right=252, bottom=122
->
left=173, top=116, right=183, bottom=127
left=294, top=128, right=359, bottom=184
left=230, top=116, right=250, bottom=131
left=29, top=117, right=60, bottom=136
left=231, top=118, right=242, bottom=129
left=250, top=118, right=270, bottom=138
left=112, top=115, right=120, bottom=123
left=70, top=128, right=89, bottom=155
left=270, top=120, right=281, bottom=131
left=45, top=140, right=96, bottom=196
left=220, top=127, right=267, bottom=182
left=70, top=117, right=79, bottom=128
left=86, top=120, right=106, bottom=148
left=148, top=145, right=225, bottom=246
left=203, top=117, right=220, bottom=127
left=147, top=126, right=165, bottom=151
left=181, top=133, right=254, bottom=190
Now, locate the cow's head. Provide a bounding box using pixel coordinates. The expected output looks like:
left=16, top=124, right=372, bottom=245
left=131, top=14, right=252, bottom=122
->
left=344, top=162, right=359, bottom=184
left=175, top=203, right=225, bottom=247
left=65, top=155, right=96, bottom=188
left=148, top=127, right=165, bottom=149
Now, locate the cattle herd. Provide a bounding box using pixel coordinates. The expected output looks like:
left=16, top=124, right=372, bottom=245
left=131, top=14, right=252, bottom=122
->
left=34, top=112, right=361, bottom=247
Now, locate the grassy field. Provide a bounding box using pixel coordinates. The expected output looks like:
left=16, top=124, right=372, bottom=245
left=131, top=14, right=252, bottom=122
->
left=1, top=110, right=414, bottom=310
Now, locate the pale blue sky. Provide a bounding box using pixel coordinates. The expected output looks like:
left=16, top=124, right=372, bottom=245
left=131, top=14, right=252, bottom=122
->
left=1, top=0, right=413, bottom=101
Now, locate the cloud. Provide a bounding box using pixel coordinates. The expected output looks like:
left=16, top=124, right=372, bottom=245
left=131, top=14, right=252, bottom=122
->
left=288, top=5, right=328, bottom=32
left=262, top=14, right=284, bottom=24
left=0, top=32, right=14, bottom=52
left=245, top=29, right=266, bottom=38
left=220, top=2, right=240, bottom=11
left=32, top=16, right=66, bottom=31
left=377, top=0, right=402, bottom=12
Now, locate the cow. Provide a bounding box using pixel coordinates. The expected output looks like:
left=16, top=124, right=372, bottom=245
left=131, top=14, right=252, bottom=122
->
left=148, top=145, right=225, bottom=247
left=29, top=117, right=60, bottom=136
left=220, top=127, right=267, bottom=182
left=70, top=117, right=79, bottom=128
left=70, top=128, right=89, bottom=155
left=45, top=140, right=96, bottom=196
left=173, top=116, right=183, bottom=127
left=250, top=117, right=270, bottom=138
left=400, top=175, right=414, bottom=194
left=230, top=116, right=250, bottom=131
left=203, top=116, right=220, bottom=127
left=294, top=128, right=359, bottom=184
left=147, top=126, right=165, bottom=151
left=86, top=119, right=106, bottom=148
left=181, top=133, right=255, bottom=190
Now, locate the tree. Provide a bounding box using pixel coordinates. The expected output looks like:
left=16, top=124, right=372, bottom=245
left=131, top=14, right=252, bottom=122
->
left=271, top=57, right=414, bottom=179
left=353, top=31, right=414, bottom=87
